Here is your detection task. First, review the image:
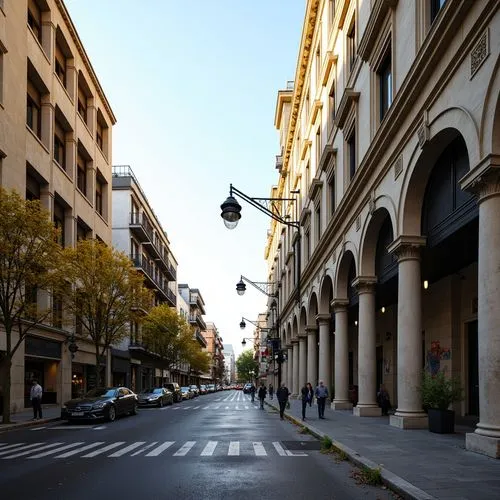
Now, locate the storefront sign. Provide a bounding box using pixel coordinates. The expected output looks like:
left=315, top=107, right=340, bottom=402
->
left=25, top=336, right=61, bottom=359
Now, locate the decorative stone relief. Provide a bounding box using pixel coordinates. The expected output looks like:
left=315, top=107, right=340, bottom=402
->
left=369, top=191, right=376, bottom=215
left=471, top=29, right=489, bottom=79
left=417, top=123, right=429, bottom=149
left=393, top=156, right=403, bottom=180
left=356, top=215, right=361, bottom=231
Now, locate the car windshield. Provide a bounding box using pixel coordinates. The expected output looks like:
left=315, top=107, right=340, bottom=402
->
left=85, top=388, right=116, bottom=398
left=181, top=387, right=189, bottom=392
left=141, top=388, right=162, bottom=394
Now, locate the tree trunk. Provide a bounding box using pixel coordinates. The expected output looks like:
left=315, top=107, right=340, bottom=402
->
left=1, top=357, right=12, bottom=424
left=95, top=347, right=101, bottom=388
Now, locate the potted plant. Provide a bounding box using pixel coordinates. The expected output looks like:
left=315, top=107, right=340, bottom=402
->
left=420, top=371, right=464, bottom=433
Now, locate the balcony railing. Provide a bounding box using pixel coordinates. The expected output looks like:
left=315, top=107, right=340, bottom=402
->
left=195, top=330, right=207, bottom=347
left=129, top=212, right=154, bottom=243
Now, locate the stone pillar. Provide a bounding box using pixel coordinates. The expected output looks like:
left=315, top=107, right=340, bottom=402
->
left=332, top=300, right=352, bottom=409
left=306, top=325, right=318, bottom=386
left=388, top=236, right=428, bottom=429
left=298, top=334, right=307, bottom=390
left=287, top=345, right=293, bottom=389
left=316, top=315, right=330, bottom=391
left=292, top=339, right=299, bottom=396
left=352, top=277, right=381, bottom=416
left=463, top=168, right=500, bottom=458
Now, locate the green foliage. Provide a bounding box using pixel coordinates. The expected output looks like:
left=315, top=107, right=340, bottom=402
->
left=235, top=349, right=258, bottom=381
left=420, top=370, right=464, bottom=410
left=321, top=435, right=333, bottom=450
left=359, top=466, right=382, bottom=485
left=331, top=444, right=348, bottom=461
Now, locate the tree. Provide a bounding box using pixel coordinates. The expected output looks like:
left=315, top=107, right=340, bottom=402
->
left=236, top=349, right=259, bottom=382
left=62, top=239, right=151, bottom=388
left=0, top=188, right=63, bottom=423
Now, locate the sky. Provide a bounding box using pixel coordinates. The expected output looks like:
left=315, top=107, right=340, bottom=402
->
left=65, top=0, right=306, bottom=358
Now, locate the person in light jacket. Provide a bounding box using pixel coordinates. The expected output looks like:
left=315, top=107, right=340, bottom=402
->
left=30, top=379, right=43, bottom=420
left=315, top=380, right=329, bottom=419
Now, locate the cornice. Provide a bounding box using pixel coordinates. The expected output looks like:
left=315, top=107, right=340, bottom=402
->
left=337, top=0, right=351, bottom=30
left=300, top=139, right=312, bottom=160
left=311, top=99, right=323, bottom=124
left=299, top=207, right=311, bottom=227
left=335, top=88, right=360, bottom=129
left=274, top=89, right=293, bottom=130
left=358, top=0, right=398, bottom=62
left=321, top=51, right=338, bottom=86
left=308, top=178, right=323, bottom=200
left=319, top=145, right=337, bottom=173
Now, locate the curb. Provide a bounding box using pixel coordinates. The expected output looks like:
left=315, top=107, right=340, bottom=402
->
left=265, top=401, right=436, bottom=500
left=0, top=416, right=61, bottom=434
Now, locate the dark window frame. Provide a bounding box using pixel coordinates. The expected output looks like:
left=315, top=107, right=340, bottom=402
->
left=26, top=94, right=41, bottom=138
left=378, top=49, right=392, bottom=121
left=348, top=130, right=356, bottom=180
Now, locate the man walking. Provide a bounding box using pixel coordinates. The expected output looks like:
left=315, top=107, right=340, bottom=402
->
left=258, top=382, right=267, bottom=409
left=276, top=382, right=290, bottom=421
left=268, top=383, right=274, bottom=400
left=30, top=379, right=43, bottom=420
left=249, top=383, right=256, bottom=403
left=315, top=380, right=328, bottom=419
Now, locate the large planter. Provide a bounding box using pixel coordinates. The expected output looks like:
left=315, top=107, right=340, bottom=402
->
left=428, top=408, right=455, bottom=433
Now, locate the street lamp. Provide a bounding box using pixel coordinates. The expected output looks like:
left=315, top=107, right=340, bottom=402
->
left=236, top=275, right=277, bottom=297
left=241, top=337, right=255, bottom=347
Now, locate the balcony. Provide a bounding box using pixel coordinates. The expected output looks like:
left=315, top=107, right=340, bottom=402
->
left=195, top=330, right=207, bottom=348
left=129, top=212, right=154, bottom=243
left=189, top=314, right=206, bottom=330
left=275, top=154, right=283, bottom=173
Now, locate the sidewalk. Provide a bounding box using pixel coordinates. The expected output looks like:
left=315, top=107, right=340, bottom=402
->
left=0, top=405, right=61, bottom=433
left=266, top=398, right=500, bottom=500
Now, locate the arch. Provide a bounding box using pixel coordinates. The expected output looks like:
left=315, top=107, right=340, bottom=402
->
left=318, top=273, right=334, bottom=314
left=480, top=55, right=500, bottom=156
left=286, top=322, right=292, bottom=345
left=334, top=249, right=357, bottom=299
left=399, top=122, right=476, bottom=235
left=307, top=292, right=318, bottom=323
left=299, top=306, right=307, bottom=333
left=292, top=315, right=299, bottom=340
left=359, top=206, right=396, bottom=276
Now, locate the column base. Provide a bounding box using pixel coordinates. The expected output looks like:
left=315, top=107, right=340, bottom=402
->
left=390, top=413, right=428, bottom=429
left=331, top=400, right=353, bottom=410
left=353, top=405, right=381, bottom=417
left=466, top=432, right=500, bottom=459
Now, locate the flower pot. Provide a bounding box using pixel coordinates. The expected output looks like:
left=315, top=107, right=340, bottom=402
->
left=428, top=408, right=455, bottom=433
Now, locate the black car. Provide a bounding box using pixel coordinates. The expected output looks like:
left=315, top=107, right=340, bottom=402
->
left=138, top=388, right=173, bottom=408
left=61, top=387, right=138, bottom=423
left=164, top=382, right=182, bottom=403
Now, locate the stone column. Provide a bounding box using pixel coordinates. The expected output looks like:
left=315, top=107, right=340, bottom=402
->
left=332, top=300, right=352, bottom=409
left=352, top=277, right=381, bottom=416
left=286, top=345, right=293, bottom=389
left=463, top=168, right=500, bottom=458
left=292, top=339, right=299, bottom=396
left=388, top=236, right=428, bottom=429
left=298, top=333, right=307, bottom=390
left=306, top=324, right=318, bottom=386
left=316, top=315, right=330, bottom=391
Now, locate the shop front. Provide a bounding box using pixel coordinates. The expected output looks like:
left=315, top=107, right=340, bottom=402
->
left=112, top=349, right=131, bottom=388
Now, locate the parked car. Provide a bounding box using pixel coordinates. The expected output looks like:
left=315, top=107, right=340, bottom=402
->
left=61, top=387, right=138, bottom=423
left=189, top=385, right=200, bottom=397
left=206, top=384, right=216, bottom=393
left=243, top=383, right=253, bottom=394
left=199, top=385, right=207, bottom=395
left=137, top=387, right=173, bottom=408
left=164, top=382, right=182, bottom=403
left=180, top=387, right=192, bottom=400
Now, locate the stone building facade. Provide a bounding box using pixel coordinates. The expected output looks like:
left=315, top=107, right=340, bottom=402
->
left=0, top=0, right=116, bottom=411
left=266, top=0, right=499, bottom=458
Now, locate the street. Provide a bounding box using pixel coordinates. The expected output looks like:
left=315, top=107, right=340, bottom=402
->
left=0, top=391, right=396, bottom=500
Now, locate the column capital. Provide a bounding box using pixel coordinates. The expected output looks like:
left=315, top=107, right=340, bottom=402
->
left=351, top=276, right=377, bottom=294
left=285, top=343, right=292, bottom=349
left=291, top=337, right=299, bottom=345
left=460, top=154, right=500, bottom=203
left=331, top=299, right=349, bottom=312
left=388, top=235, right=426, bottom=261
left=297, top=331, right=307, bottom=339
left=315, top=313, right=330, bottom=325
left=305, top=324, right=318, bottom=334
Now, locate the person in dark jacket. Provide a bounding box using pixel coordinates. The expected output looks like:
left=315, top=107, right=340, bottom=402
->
left=268, top=383, right=274, bottom=400
left=306, top=382, right=314, bottom=407
left=276, top=382, right=290, bottom=420
left=249, top=383, right=256, bottom=402
left=300, top=383, right=310, bottom=420
left=258, top=383, right=267, bottom=409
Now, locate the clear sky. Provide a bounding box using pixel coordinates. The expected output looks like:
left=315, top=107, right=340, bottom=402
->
left=65, top=0, right=305, bottom=358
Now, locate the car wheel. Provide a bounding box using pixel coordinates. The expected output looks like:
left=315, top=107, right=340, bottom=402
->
left=106, top=405, right=116, bottom=422
left=158, top=399, right=164, bottom=408
left=131, top=402, right=138, bottom=415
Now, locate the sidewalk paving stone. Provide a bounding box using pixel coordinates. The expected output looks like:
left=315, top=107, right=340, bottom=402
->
left=0, top=405, right=61, bottom=433
left=266, top=398, right=500, bottom=500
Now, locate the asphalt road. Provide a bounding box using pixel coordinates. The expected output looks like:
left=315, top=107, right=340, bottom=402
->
left=0, top=390, right=396, bottom=500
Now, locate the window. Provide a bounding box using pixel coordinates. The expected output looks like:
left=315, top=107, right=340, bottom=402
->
left=0, top=51, right=4, bottom=104
left=26, top=89, right=41, bottom=139
left=329, top=0, right=335, bottom=28
left=348, top=130, right=356, bottom=180
left=53, top=120, right=66, bottom=169
left=305, top=90, right=310, bottom=121
left=329, top=82, right=335, bottom=127
left=95, top=176, right=104, bottom=216
left=53, top=200, right=65, bottom=246
left=77, top=91, right=87, bottom=123
left=52, top=293, right=63, bottom=328
left=316, top=128, right=321, bottom=169
left=328, top=171, right=336, bottom=216
left=76, top=152, right=87, bottom=196
left=315, top=44, right=321, bottom=86
left=347, top=20, right=356, bottom=73
left=96, top=110, right=109, bottom=155
left=378, top=49, right=392, bottom=121
left=27, top=0, right=42, bottom=43
left=77, top=72, right=92, bottom=127
left=430, top=0, right=446, bottom=23
left=76, top=220, right=90, bottom=241
left=305, top=228, right=311, bottom=262
left=55, top=42, right=66, bottom=86
left=315, top=204, right=321, bottom=242
left=305, top=161, right=310, bottom=191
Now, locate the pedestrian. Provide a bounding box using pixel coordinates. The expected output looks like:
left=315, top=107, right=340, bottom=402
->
left=377, top=384, right=391, bottom=416
left=268, top=383, right=274, bottom=400
left=276, top=382, right=290, bottom=420
left=258, top=383, right=267, bottom=409
left=306, top=382, right=314, bottom=407
left=250, top=383, right=256, bottom=403
left=315, top=380, right=329, bottom=419
left=300, top=382, right=309, bottom=420
left=30, top=379, right=43, bottom=420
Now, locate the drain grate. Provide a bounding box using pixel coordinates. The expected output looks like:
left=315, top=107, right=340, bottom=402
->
left=281, top=440, right=322, bottom=451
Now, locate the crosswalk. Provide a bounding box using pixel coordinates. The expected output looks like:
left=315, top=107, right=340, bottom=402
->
left=161, top=404, right=261, bottom=411
left=0, top=440, right=308, bottom=459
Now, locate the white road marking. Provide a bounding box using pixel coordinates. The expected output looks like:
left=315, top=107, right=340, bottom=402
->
left=200, top=441, right=217, bottom=456
left=253, top=442, right=267, bottom=456
left=93, top=426, right=106, bottom=430
left=3, top=442, right=63, bottom=459
left=213, top=406, right=220, bottom=409
left=56, top=442, right=105, bottom=458
left=272, top=442, right=287, bottom=456
left=245, top=406, right=249, bottom=409
left=130, top=442, right=158, bottom=456
left=82, top=442, right=125, bottom=457
left=30, top=427, right=46, bottom=431
left=172, top=407, right=181, bottom=410
left=228, top=441, right=239, bottom=456
left=203, top=406, right=210, bottom=409
left=286, top=449, right=308, bottom=456
left=225, top=406, right=230, bottom=409
left=192, top=406, right=200, bottom=409
left=173, top=441, right=196, bottom=456
left=108, top=441, right=146, bottom=457
left=49, top=426, right=93, bottom=430
left=145, top=441, right=174, bottom=457
left=183, top=406, right=192, bottom=409
left=0, top=443, right=36, bottom=455
left=28, top=442, right=84, bottom=459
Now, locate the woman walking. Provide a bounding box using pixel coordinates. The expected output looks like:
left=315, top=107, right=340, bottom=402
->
left=307, top=382, right=314, bottom=407
left=300, top=383, right=310, bottom=420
